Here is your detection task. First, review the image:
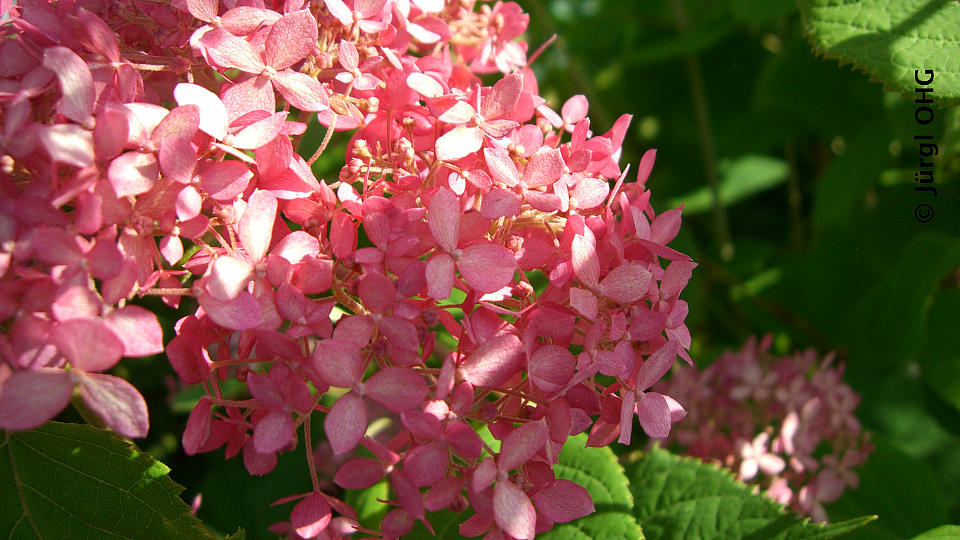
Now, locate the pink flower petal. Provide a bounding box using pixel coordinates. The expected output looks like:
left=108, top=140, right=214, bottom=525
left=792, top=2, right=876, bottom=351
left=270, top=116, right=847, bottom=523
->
left=481, top=188, right=521, bottom=219
left=365, top=367, right=428, bottom=412
left=43, top=46, right=94, bottom=124
left=435, top=125, right=483, bottom=162
left=0, top=369, right=72, bottom=431
left=522, top=148, right=564, bottom=188
left=407, top=72, right=444, bottom=98
left=312, top=340, right=364, bottom=388
left=253, top=410, right=294, bottom=453
left=324, top=391, right=367, bottom=454
left=77, top=372, right=149, bottom=438
left=403, top=440, right=448, bottom=487
left=481, top=72, right=523, bottom=120
left=334, top=458, right=384, bottom=489
left=265, top=10, right=318, bottom=70
left=103, top=305, right=163, bottom=357
left=291, top=493, right=332, bottom=539
left=52, top=318, right=124, bottom=372
left=600, top=262, right=652, bottom=304
left=493, top=480, right=536, bottom=540
left=38, top=124, right=94, bottom=168
left=201, top=28, right=265, bottom=73
left=182, top=397, right=212, bottom=455
left=661, top=260, right=697, bottom=300
left=426, top=252, right=455, bottom=300
left=174, top=83, right=228, bottom=140
left=108, top=152, right=158, bottom=198
left=428, top=187, right=460, bottom=253
left=569, top=287, right=598, bottom=320
left=460, top=333, right=522, bottom=388
left=570, top=233, right=600, bottom=289
left=200, top=161, right=253, bottom=201
left=637, top=341, right=677, bottom=390
left=272, top=70, right=329, bottom=112
left=636, top=391, right=671, bottom=439
left=198, top=290, right=263, bottom=330
left=498, top=421, right=548, bottom=472
left=529, top=345, right=576, bottom=393
left=231, top=111, right=287, bottom=149
left=239, top=189, right=277, bottom=262
left=532, top=479, right=594, bottom=523
left=457, top=243, right=516, bottom=294
left=561, top=95, right=589, bottom=125
left=207, top=255, right=253, bottom=300
left=483, top=147, right=520, bottom=187
left=651, top=207, right=683, bottom=245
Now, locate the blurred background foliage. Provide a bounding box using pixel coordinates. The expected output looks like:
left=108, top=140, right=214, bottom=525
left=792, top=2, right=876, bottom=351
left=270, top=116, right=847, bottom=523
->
left=517, top=0, right=960, bottom=537
left=121, top=0, right=960, bottom=537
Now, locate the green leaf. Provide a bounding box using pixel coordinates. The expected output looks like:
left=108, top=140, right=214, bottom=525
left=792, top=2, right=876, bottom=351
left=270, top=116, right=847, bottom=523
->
left=800, top=0, right=960, bottom=105
left=0, top=422, right=215, bottom=539
left=920, top=288, right=960, bottom=414
left=668, top=155, right=788, bottom=215
left=826, top=442, right=948, bottom=539
left=627, top=445, right=875, bottom=539
left=345, top=480, right=389, bottom=531
left=910, top=525, right=960, bottom=539
left=849, top=232, right=960, bottom=375
left=811, top=123, right=890, bottom=231
left=539, top=434, right=642, bottom=540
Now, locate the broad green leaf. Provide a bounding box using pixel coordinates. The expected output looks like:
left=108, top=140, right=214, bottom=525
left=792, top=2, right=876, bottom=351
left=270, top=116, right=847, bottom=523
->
left=800, top=0, right=960, bottom=105
left=628, top=445, right=874, bottom=539
left=910, top=525, right=960, bottom=539
left=540, top=434, right=642, bottom=540
left=920, top=288, right=960, bottom=413
left=0, top=422, right=215, bottom=539
left=811, top=122, right=889, bottom=231
left=850, top=232, right=960, bottom=375
left=622, top=25, right=735, bottom=67
left=729, top=0, right=795, bottom=27
left=668, top=155, right=788, bottom=215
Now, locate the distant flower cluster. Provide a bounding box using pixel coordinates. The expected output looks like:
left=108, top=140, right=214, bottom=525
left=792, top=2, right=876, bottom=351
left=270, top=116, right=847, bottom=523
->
left=0, top=1, right=695, bottom=538
left=656, top=336, right=872, bottom=522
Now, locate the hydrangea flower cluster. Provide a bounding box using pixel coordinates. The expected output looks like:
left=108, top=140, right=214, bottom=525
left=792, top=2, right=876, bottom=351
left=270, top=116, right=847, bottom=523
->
left=655, top=336, right=872, bottom=522
left=0, top=1, right=696, bottom=537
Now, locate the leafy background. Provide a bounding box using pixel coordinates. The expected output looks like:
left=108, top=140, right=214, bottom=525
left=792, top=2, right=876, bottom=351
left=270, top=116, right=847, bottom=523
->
left=5, top=0, right=960, bottom=538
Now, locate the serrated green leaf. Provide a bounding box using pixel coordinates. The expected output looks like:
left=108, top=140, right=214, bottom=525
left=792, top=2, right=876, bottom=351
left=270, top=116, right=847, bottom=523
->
left=800, top=0, right=960, bottom=105
left=540, top=434, right=642, bottom=540
left=628, top=445, right=874, bottom=539
left=668, top=155, right=788, bottom=215
left=0, top=422, right=216, bottom=539
left=910, top=525, right=960, bottom=539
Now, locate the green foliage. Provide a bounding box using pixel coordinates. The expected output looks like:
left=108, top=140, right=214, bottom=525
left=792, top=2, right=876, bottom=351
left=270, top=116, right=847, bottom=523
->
left=626, top=445, right=875, bottom=540
left=0, top=422, right=215, bottom=539
left=826, top=442, right=948, bottom=539
left=669, top=154, right=789, bottom=214
left=540, top=434, right=642, bottom=540
left=920, top=288, right=960, bottom=414
left=800, top=0, right=960, bottom=104
left=910, top=525, right=960, bottom=539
